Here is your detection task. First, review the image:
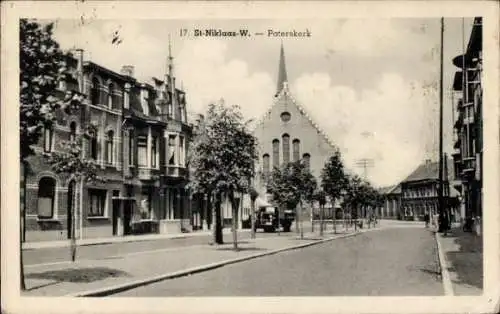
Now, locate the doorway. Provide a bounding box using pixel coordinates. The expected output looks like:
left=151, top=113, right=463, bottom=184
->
left=124, top=200, right=133, bottom=235
left=67, top=180, right=75, bottom=239
left=112, top=190, right=120, bottom=236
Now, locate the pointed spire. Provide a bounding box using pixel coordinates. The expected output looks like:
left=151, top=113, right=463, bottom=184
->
left=276, top=42, right=288, bottom=94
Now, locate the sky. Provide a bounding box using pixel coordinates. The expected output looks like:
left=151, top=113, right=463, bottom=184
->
left=50, top=17, right=475, bottom=187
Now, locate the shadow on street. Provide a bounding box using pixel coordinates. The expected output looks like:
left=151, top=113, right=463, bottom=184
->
left=444, top=229, right=483, bottom=290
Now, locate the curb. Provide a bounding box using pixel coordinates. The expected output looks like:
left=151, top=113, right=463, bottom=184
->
left=23, top=230, right=251, bottom=250
left=434, top=231, right=454, bottom=296
left=66, top=231, right=361, bottom=297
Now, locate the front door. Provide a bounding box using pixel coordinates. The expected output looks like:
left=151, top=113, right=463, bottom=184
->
left=67, top=180, right=75, bottom=239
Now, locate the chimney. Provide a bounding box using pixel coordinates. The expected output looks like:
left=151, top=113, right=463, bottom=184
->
left=74, top=49, right=84, bottom=94
left=120, top=65, right=135, bottom=77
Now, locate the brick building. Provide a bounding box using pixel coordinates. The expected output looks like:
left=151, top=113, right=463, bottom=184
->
left=451, top=17, right=483, bottom=234
left=23, top=47, right=193, bottom=242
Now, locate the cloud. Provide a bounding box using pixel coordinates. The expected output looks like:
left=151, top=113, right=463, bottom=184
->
left=50, top=19, right=442, bottom=187
left=292, top=72, right=437, bottom=187
left=176, top=39, right=275, bottom=120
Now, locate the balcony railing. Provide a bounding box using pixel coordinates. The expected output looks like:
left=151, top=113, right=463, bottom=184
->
left=137, top=167, right=160, bottom=181
left=163, top=165, right=188, bottom=178
left=461, top=157, right=476, bottom=175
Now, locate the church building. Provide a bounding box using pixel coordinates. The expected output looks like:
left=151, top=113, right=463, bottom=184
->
left=251, top=44, right=339, bottom=209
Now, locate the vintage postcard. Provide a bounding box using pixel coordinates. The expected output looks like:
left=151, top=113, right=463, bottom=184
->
left=1, top=1, right=499, bottom=314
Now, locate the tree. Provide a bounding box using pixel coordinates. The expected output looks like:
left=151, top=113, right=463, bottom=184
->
left=266, top=160, right=317, bottom=239
left=313, top=189, right=327, bottom=236
left=343, top=174, right=365, bottom=231
left=320, top=150, right=348, bottom=234
left=19, top=19, right=84, bottom=290
left=188, top=101, right=257, bottom=250
left=249, top=187, right=259, bottom=239
left=46, top=130, right=106, bottom=261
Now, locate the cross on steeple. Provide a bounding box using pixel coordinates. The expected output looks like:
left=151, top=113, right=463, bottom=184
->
left=276, top=42, right=288, bottom=95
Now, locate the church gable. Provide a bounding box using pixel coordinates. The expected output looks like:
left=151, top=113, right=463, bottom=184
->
left=252, top=44, right=338, bottom=179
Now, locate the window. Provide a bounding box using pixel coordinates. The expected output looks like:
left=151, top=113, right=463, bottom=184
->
left=263, top=154, right=270, bottom=175
left=168, top=134, right=176, bottom=165
left=106, top=130, right=114, bottom=165
left=282, top=134, right=290, bottom=164
left=91, top=77, right=100, bottom=105
left=38, top=177, right=56, bottom=218
left=280, top=112, right=291, bottom=122
left=292, top=139, right=300, bottom=161
left=128, top=130, right=135, bottom=166
left=303, top=153, right=311, bottom=171
left=108, top=83, right=114, bottom=109
left=69, top=122, right=77, bottom=143
left=43, top=125, right=53, bottom=153
left=167, top=92, right=173, bottom=117
left=151, top=136, right=158, bottom=168
left=179, top=135, right=185, bottom=166
left=89, top=130, right=98, bottom=160
left=272, top=139, right=279, bottom=169
left=137, top=135, right=148, bottom=167
left=88, top=189, right=107, bottom=217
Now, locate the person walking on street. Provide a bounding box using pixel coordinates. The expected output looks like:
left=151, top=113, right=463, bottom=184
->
left=424, top=211, right=430, bottom=228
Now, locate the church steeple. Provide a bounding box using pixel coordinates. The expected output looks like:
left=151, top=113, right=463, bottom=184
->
left=276, top=42, right=288, bottom=94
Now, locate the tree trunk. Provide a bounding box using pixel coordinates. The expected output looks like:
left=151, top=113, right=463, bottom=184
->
left=295, top=204, right=300, bottom=235
left=333, top=200, right=337, bottom=234
left=229, top=191, right=238, bottom=251
left=250, top=197, right=256, bottom=239
left=276, top=206, right=281, bottom=236
left=311, top=205, right=314, bottom=233
left=212, top=192, right=223, bottom=244
left=300, top=202, right=304, bottom=240
left=320, top=204, right=324, bottom=237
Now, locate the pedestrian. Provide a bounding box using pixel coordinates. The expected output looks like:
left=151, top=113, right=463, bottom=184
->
left=424, top=211, right=429, bottom=228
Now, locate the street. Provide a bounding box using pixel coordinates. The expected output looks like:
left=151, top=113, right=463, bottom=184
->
left=23, top=230, right=283, bottom=266
left=115, top=227, right=444, bottom=296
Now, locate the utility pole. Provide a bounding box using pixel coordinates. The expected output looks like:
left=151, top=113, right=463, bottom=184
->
left=355, top=158, right=374, bottom=219
left=438, top=17, right=446, bottom=233
left=355, top=158, right=374, bottom=181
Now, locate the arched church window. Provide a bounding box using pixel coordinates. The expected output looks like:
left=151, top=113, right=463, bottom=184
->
left=263, top=154, right=270, bottom=175
left=292, top=139, right=300, bottom=161
left=303, top=153, right=311, bottom=171
left=282, top=134, right=290, bottom=164
left=272, top=139, right=279, bottom=169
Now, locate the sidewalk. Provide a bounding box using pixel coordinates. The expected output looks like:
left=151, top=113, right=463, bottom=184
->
left=435, top=225, right=483, bottom=295
left=22, top=229, right=371, bottom=297
left=23, top=228, right=250, bottom=250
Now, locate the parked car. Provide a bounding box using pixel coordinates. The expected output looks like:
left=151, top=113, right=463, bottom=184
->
left=254, top=206, right=295, bottom=232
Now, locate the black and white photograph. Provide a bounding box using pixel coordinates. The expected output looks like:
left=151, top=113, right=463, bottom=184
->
left=1, top=1, right=499, bottom=314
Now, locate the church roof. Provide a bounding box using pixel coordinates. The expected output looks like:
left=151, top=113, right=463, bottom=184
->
left=253, top=44, right=338, bottom=152
left=276, top=42, right=288, bottom=95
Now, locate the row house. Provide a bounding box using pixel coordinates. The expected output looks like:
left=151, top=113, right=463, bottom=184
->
left=23, top=48, right=194, bottom=242
left=400, top=158, right=459, bottom=221
left=451, top=17, right=483, bottom=234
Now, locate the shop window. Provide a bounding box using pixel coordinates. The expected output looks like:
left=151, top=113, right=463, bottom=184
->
left=88, top=189, right=107, bottom=217
left=37, top=177, right=56, bottom=219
